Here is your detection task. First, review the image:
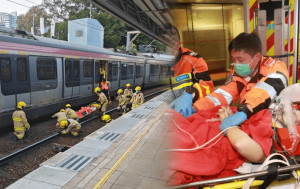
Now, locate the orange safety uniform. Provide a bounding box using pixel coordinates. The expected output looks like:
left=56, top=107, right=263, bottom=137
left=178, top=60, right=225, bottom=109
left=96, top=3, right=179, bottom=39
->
left=193, top=57, right=289, bottom=116
left=172, top=47, right=214, bottom=100
left=100, top=81, right=109, bottom=90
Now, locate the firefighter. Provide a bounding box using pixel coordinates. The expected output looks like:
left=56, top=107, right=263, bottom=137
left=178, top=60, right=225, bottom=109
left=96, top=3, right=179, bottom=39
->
left=60, top=119, right=81, bottom=137
left=124, top=83, right=133, bottom=101
left=65, top=104, right=79, bottom=121
left=171, top=32, right=289, bottom=163
left=130, top=86, right=144, bottom=110
left=100, top=78, right=111, bottom=104
left=94, top=87, right=108, bottom=118
left=10, top=101, right=30, bottom=141
left=52, top=109, right=67, bottom=127
left=116, top=89, right=129, bottom=115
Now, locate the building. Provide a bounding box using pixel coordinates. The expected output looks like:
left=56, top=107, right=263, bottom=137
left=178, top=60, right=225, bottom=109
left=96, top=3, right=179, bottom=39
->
left=0, top=12, right=17, bottom=29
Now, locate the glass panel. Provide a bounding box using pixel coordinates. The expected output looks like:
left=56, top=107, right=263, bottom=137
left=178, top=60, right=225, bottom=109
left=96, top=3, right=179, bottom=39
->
left=73, top=61, right=80, bottom=78
left=121, top=63, right=127, bottom=80
left=17, top=58, right=27, bottom=81
left=37, top=57, right=57, bottom=80
left=83, top=60, right=93, bottom=77
left=128, top=64, right=134, bottom=79
left=108, top=62, right=118, bottom=81
left=0, top=57, right=11, bottom=82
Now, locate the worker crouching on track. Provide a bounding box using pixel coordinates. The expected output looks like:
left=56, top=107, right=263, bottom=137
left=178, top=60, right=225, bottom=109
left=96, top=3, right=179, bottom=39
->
left=94, top=87, right=109, bottom=121
left=124, top=83, right=133, bottom=102
left=116, top=89, right=129, bottom=115
left=130, top=86, right=144, bottom=110
left=65, top=104, right=79, bottom=121
left=60, top=119, right=81, bottom=137
left=52, top=109, right=67, bottom=127
left=10, top=101, right=30, bottom=141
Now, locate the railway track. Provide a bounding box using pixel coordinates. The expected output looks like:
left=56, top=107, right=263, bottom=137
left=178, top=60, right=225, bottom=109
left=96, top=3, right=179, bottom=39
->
left=0, top=85, right=169, bottom=188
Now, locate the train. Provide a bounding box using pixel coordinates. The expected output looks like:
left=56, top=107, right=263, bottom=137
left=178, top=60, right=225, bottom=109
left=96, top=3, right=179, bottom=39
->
left=0, top=27, right=175, bottom=132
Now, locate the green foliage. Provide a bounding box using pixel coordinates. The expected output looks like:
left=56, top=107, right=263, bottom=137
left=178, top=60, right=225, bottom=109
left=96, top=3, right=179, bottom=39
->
left=55, top=21, right=68, bottom=41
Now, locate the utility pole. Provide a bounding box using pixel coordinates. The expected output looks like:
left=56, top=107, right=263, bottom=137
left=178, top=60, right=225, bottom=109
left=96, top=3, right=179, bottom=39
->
left=126, top=31, right=141, bottom=52
left=31, top=13, right=35, bottom=35
left=90, top=1, right=92, bottom=18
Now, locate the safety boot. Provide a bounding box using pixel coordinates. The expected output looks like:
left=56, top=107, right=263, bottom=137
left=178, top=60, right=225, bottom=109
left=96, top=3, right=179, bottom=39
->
left=9, top=132, right=18, bottom=142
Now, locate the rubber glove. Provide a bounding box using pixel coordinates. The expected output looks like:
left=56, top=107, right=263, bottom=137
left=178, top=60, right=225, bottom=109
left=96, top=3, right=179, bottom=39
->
left=170, top=92, right=195, bottom=118
left=219, top=111, right=247, bottom=135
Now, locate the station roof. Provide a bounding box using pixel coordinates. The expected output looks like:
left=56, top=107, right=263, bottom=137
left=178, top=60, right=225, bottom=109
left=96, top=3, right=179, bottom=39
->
left=91, top=0, right=242, bottom=48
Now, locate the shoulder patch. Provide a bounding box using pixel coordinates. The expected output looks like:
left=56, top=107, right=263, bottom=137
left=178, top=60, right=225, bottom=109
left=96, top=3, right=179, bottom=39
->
left=225, top=74, right=233, bottom=85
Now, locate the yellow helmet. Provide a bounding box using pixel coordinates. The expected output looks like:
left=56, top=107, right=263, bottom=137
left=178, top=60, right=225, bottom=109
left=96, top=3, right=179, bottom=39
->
left=60, top=120, right=68, bottom=128
left=102, top=114, right=111, bottom=123
left=17, top=101, right=26, bottom=109
left=94, top=87, right=101, bottom=93
left=117, top=89, right=123, bottom=94
left=65, top=104, right=71, bottom=108
left=126, top=83, right=131, bottom=87
left=60, top=109, right=65, bottom=112
left=135, top=86, right=141, bottom=91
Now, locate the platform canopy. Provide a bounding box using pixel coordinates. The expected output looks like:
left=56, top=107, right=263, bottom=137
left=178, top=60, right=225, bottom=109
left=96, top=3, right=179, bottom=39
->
left=91, top=0, right=180, bottom=48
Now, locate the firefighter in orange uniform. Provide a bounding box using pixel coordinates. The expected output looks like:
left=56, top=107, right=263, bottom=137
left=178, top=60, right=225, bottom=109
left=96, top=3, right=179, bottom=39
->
left=100, top=78, right=111, bottom=103
left=11, top=101, right=30, bottom=141
left=170, top=47, right=214, bottom=117
left=171, top=32, right=289, bottom=162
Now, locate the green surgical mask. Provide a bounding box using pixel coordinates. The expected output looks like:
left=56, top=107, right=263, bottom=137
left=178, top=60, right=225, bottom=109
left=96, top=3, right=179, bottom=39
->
left=231, top=56, right=255, bottom=77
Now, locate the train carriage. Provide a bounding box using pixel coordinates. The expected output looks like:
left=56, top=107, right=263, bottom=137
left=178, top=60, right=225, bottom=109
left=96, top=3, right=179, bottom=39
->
left=0, top=28, right=175, bottom=132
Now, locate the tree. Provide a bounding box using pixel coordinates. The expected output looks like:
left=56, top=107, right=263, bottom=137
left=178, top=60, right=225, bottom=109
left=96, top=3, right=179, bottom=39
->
left=17, top=6, right=50, bottom=35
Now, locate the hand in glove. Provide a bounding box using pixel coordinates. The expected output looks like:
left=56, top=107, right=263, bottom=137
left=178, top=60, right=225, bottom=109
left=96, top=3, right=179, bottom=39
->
left=170, top=92, right=195, bottom=118
left=25, top=123, right=30, bottom=131
left=61, top=130, right=67, bottom=135
left=219, top=111, right=247, bottom=135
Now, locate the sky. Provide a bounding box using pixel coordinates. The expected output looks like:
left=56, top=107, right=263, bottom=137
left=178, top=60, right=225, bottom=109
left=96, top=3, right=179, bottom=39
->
left=1, top=0, right=43, bottom=15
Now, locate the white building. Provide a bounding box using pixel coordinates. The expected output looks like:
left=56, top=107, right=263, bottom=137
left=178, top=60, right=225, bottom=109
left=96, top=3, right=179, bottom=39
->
left=0, top=12, right=17, bottom=29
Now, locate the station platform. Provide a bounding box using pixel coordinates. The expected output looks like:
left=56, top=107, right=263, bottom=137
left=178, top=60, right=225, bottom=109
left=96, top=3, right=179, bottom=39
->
left=7, top=90, right=175, bottom=189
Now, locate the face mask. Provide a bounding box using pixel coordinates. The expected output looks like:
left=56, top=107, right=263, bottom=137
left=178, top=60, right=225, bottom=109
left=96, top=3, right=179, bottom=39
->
left=231, top=56, right=255, bottom=77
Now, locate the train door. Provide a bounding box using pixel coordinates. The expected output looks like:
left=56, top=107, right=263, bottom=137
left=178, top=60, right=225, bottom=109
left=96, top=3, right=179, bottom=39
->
left=0, top=55, right=30, bottom=111
left=80, top=59, right=94, bottom=97
left=120, top=62, right=134, bottom=88
left=64, top=58, right=80, bottom=99
left=107, top=61, right=119, bottom=91
left=95, top=60, right=107, bottom=85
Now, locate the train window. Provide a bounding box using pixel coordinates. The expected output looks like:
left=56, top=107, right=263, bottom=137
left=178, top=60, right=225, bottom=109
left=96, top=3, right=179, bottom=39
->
left=108, top=62, right=118, bottom=81
left=83, top=60, right=93, bottom=77
left=135, top=65, right=144, bottom=78
left=17, top=58, right=27, bottom=81
left=0, top=57, right=12, bottom=82
left=150, top=65, right=159, bottom=76
left=37, top=57, right=57, bottom=80
left=65, top=60, right=72, bottom=79
left=160, top=65, right=168, bottom=79
left=73, top=61, right=80, bottom=78
left=121, top=63, right=127, bottom=80
left=128, top=64, right=134, bottom=79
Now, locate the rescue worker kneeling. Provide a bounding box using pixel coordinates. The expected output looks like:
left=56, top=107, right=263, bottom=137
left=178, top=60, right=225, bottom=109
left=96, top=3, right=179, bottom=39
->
left=60, top=119, right=81, bottom=137
left=116, top=89, right=129, bottom=115
left=11, top=101, right=30, bottom=141
left=130, top=86, right=144, bottom=110
left=94, top=87, right=108, bottom=116
left=52, top=109, right=67, bottom=127
left=65, top=104, right=79, bottom=121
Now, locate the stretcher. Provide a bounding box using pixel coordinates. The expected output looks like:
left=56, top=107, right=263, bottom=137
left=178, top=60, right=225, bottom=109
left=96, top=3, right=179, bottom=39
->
left=76, top=102, right=101, bottom=118
left=169, top=84, right=300, bottom=189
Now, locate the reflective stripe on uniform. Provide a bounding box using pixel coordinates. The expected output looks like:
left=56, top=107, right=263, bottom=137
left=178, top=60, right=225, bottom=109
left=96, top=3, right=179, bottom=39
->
left=13, top=117, right=23, bottom=122
left=214, top=88, right=233, bottom=105
left=206, top=95, right=221, bottom=106
left=202, top=85, right=211, bottom=95
left=267, top=72, right=288, bottom=87
left=193, top=83, right=203, bottom=97
left=14, top=126, right=25, bottom=131
left=254, top=81, right=277, bottom=100
left=172, top=82, right=193, bottom=90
